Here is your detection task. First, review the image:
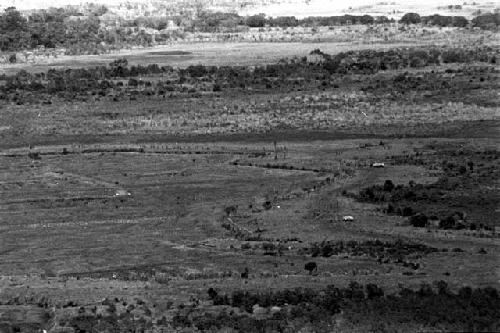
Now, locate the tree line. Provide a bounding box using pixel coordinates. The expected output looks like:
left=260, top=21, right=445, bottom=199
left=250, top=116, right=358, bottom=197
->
left=0, top=6, right=498, bottom=54
left=401, top=11, right=499, bottom=28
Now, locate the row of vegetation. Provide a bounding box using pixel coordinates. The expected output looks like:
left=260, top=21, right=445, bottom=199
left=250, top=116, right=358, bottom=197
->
left=0, top=46, right=496, bottom=104
left=166, top=282, right=500, bottom=332
left=54, top=282, right=499, bottom=332
left=1, top=6, right=499, bottom=54
left=300, top=239, right=439, bottom=260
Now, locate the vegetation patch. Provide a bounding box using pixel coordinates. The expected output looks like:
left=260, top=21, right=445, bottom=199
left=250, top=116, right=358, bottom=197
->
left=352, top=144, right=500, bottom=231
left=301, top=239, right=439, bottom=259
left=169, top=282, right=500, bottom=332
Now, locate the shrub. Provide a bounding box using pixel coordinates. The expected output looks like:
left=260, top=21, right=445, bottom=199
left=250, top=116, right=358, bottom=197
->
left=386, top=203, right=395, bottom=213
left=442, top=49, right=470, bottom=63
left=246, top=14, right=266, bottom=27
left=262, top=242, right=276, bottom=252
left=472, top=13, right=500, bottom=30
left=304, top=262, right=317, bottom=274
left=186, top=65, right=208, bottom=78
left=128, top=78, right=138, bottom=86
left=383, top=180, right=395, bottom=192
left=439, top=215, right=456, bottom=229
left=400, top=13, right=421, bottom=25
left=28, top=151, right=41, bottom=160
left=347, top=281, right=365, bottom=300
left=409, top=213, right=428, bottom=228
left=224, top=205, right=237, bottom=216
left=208, top=287, right=218, bottom=300
left=366, top=283, right=384, bottom=299
left=402, top=206, right=414, bottom=217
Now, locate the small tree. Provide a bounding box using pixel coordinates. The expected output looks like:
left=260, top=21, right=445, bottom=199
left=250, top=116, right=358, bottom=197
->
left=224, top=205, right=237, bottom=216
left=246, top=14, right=266, bottom=27
left=386, top=203, right=395, bottom=214
left=400, top=13, right=421, bottom=25
left=348, top=281, right=365, bottom=300
left=435, top=280, right=450, bottom=295
left=402, top=206, right=414, bottom=217
left=304, top=262, right=317, bottom=275
left=410, top=213, right=428, bottom=228
left=213, top=83, right=221, bottom=92
left=383, top=180, right=395, bottom=192
left=366, top=283, right=384, bottom=299
left=439, top=215, right=456, bottom=229
left=208, top=287, right=218, bottom=300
